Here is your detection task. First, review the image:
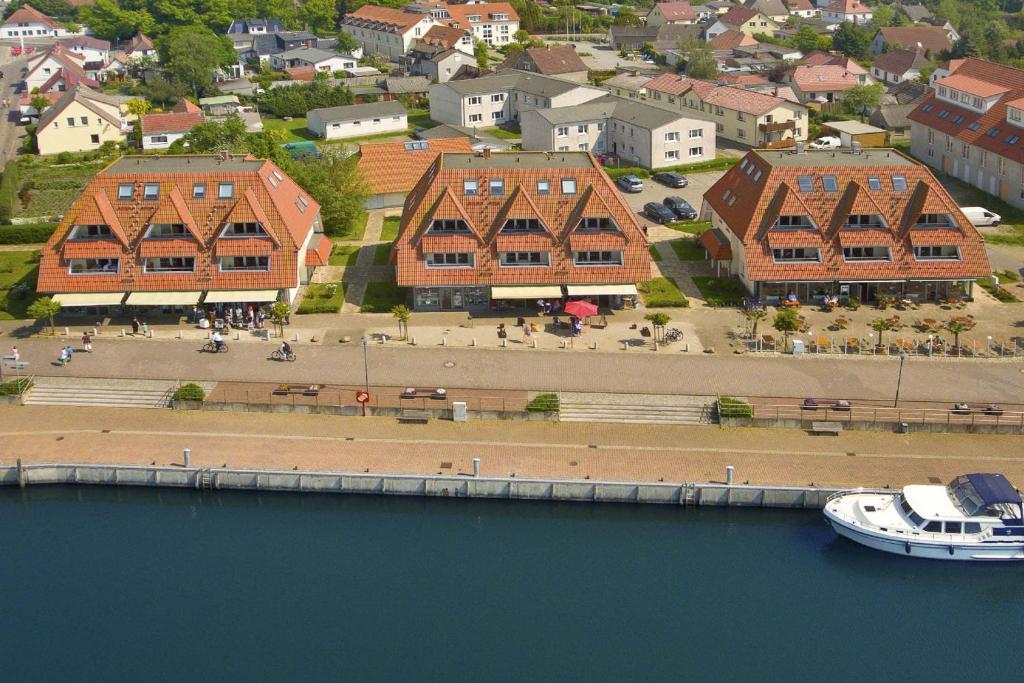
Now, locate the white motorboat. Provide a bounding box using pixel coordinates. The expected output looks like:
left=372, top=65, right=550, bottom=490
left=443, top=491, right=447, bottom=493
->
left=824, top=473, right=1024, bottom=561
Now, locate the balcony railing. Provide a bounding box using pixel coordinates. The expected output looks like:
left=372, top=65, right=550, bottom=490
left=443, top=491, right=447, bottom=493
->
left=758, top=120, right=796, bottom=133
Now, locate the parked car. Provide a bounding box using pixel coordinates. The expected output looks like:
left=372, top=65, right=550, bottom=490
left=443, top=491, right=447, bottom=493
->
left=616, top=174, right=644, bottom=193
left=663, top=196, right=697, bottom=219
left=959, top=206, right=1001, bottom=227
left=643, top=202, right=677, bottom=224
left=652, top=171, right=688, bottom=188
left=808, top=136, right=841, bottom=150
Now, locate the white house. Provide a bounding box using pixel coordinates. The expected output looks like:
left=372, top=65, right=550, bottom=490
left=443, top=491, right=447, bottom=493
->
left=307, top=101, right=408, bottom=140
left=870, top=48, right=929, bottom=86
left=22, top=45, right=87, bottom=92
left=820, top=0, right=872, bottom=25
left=341, top=5, right=439, bottom=60
left=443, top=2, right=520, bottom=47
left=268, top=47, right=357, bottom=73
left=1, top=5, right=70, bottom=38
left=59, top=36, right=111, bottom=65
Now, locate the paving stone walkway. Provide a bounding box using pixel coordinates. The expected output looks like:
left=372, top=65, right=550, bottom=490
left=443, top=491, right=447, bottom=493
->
left=341, top=212, right=389, bottom=313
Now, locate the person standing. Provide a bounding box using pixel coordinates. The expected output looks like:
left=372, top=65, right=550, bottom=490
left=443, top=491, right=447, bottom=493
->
left=521, top=322, right=532, bottom=344
left=10, top=346, right=18, bottom=362
left=58, top=347, right=68, bottom=367
left=65, top=345, right=74, bottom=363
left=81, top=332, right=92, bottom=352
left=131, top=317, right=140, bottom=336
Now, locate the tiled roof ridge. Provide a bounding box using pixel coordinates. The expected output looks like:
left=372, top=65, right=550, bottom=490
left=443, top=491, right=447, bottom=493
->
left=166, top=186, right=205, bottom=246
left=487, top=185, right=556, bottom=241
left=416, top=185, right=482, bottom=243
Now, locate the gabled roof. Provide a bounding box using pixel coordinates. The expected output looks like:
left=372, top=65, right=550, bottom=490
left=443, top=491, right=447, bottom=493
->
left=140, top=111, right=204, bottom=135
left=126, top=33, right=155, bottom=53
left=709, top=29, right=758, bottom=50
left=644, top=73, right=797, bottom=115
left=877, top=26, right=953, bottom=54
left=39, top=67, right=96, bottom=94
left=309, top=100, right=405, bottom=123
left=421, top=24, right=467, bottom=48
left=3, top=5, right=62, bottom=28
left=147, top=187, right=204, bottom=244
left=822, top=0, right=871, bottom=15
left=899, top=4, right=932, bottom=22
left=38, top=86, right=124, bottom=131
left=718, top=7, right=761, bottom=26
left=60, top=35, right=111, bottom=51
left=444, top=2, right=518, bottom=27
left=789, top=64, right=860, bottom=92
left=746, top=0, right=788, bottom=16
left=501, top=46, right=587, bottom=75
left=222, top=190, right=282, bottom=246
left=934, top=74, right=1010, bottom=99
left=357, top=137, right=473, bottom=195
left=344, top=5, right=426, bottom=32
left=784, top=0, right=815, bottom=10
left=652, top=2, right=697, bottom=22
left=490, top=185, right=555, bottom=239
left=873, top=48, right=929, bottom=76
left=173, top=99, right=202, bottom=114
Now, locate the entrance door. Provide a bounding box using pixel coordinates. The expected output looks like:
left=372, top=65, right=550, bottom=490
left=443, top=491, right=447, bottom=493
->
left=441, top=288, right=453, bottom=310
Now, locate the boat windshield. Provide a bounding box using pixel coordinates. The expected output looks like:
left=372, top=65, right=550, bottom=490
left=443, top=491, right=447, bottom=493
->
left=948, top=477, right=987, bottom=517
left=900, top=496, right=925, bottom=527
left=948, top=475, right=1024, bottom=520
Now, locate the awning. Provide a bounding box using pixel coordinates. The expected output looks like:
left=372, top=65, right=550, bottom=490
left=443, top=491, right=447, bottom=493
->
left=126, top=291, right=202, bottom=306
left=565, top=284, right=638, bottom=297
left=491, top=285, right=563, bottom=299
left=203, top=289, right=280, bottom=303
left=54, top=292, right=125, bottom=307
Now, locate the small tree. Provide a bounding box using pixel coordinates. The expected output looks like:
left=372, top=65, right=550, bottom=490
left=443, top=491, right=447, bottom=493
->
left=125, top=98, right=152, bottom=117
left=270, top=301, right=291, bottom=337
left=743, top=307, right=767, bottom=339
left=336, top=31, right=359, bottom=54
left=29, top=96, right=51, bottom=114
left=945, top=317, right=976, bottom=351
left=842, top=83, right=884, bottom=117
left=27, top=296, right=61, bottom=335
left=869, top=316, right=901, bottom=349
left=391, top=304, right=411, bottom=340
left=772, top=308, right=800, bottom=351
left=474, top=40, right=490, bottom=70
left=679, top=39, right=718, bottom=80
left=645, top=312, right=671, bottom=342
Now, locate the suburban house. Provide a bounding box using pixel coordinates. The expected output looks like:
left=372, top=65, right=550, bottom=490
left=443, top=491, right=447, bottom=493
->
left=642, top=73, right=809, bottom=147
left=743, top=0, right=790, bottom=23
left=908, top=58, right=1024, bottom=210
left=871, top=48, right=929, bottom=86
left=35, top=86, right=132, bottom=156
left=306, top=101, right=407, bottom=141
left=783, top=0, right=818, bottom=19
left=871, top=26, right=956, bottom=56
left=784, top=64, right=862, bottom=105
left=341, top=5, right=440, bottom=60
left=521, top=94, right=716, bottom=168
left=607, top=24, right=703, bottom=53
left=123, top=33, right=158, bottom=62
left=409, top=46, right=474, bottom=83
left=442, top=2, right=520, bottom=48
left=701, top=148, right=990, bottom=305
left=97, top=53, right=128, bottom=81
left=268, top=47, right=356, bottom=73
left=706, top=8, right=779, bottom=41
left=414, top=24, right=473, bottom=55
left=819, top=0, right=872, bottom=25
left=646, top=2, right=700, bottom=27
left=38, top=154, right=323, bottom=312
left=603, top=72, right=654, bottom=99
left=392, top=151, right=651, bottom=312
left=898, top=4, right=932, bottom=23
left=708, top=29, right=758, bottom=51
left=226, top=18, right=286, bottom=35
left=59, top=35, right=111, bottom=65
left=139, top=100, right=204, bottom=150
left=22, top=44, right=88, bottom=91
left=869, top=103, right=918, bottom=140
left=232, top=30, right=344, bottom=64
left=1, top=5, right=70, bottom=38
left=499, top=47, right=589, bottom=84
left=358, top=137, right=474, bottom=208
left=429, top=71, right=606, bottom=128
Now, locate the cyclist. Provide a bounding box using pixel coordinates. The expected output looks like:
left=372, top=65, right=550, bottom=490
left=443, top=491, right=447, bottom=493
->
left=280, top=341, right=292, bottom=358
left=212, top=331, right=224, bottom=352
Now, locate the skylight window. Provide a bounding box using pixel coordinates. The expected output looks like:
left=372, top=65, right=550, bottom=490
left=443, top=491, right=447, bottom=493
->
left=739, top=158, right=749, bottom=170
left=745, top=164, right=755, bottom=175
left=937, top=110, right=949, bottom=119
left=536, top=180, right=550, bottom=195
left=561, top=178, right=577, bottom=195
left=722, top=189, right=733, bottom=202
left=952, top=115, right=964, bottom=125
left=822, top=175, right=838, bottom=192
left=295, top=195, right=309, bottom=213
left=463, top=179, right=478, bottom=196
left=1006, top=134, right=1021, bottom=144
left=921, top=104, right=933, bottom=113
left=891, top=175, right=908, bottom=192
left=797, top=175, right=813, bottom=192
left=193, top=183, right=206, bottom=199
left=219, top=182, right=234, bottom=199
left=986, top=128, right=1000, bottom=138
left=117, top=183, right=134, bottom=200
left=143, top=183, right=159, bottom=200
left=968, top=121, right=981, bottom=131
left=867, top=177, right=881, bottom=191
left=488, top=178, right=505, bottom=196
left=753, top=169, right=763, bottom=182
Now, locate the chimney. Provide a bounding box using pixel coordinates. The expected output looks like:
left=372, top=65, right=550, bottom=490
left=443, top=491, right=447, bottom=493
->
left=482, top=147, right=491, bottom=159
left=307, top=39, right=314, bottom=48
left=220, top=150, right=230, bottom=161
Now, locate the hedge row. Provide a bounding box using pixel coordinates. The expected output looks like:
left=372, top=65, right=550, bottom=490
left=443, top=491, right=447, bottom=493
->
left=604, top=157, right=739, bottom=180
left=0, top=222, right=58, bottom=243
left=0, top=160, right=21, bottom=223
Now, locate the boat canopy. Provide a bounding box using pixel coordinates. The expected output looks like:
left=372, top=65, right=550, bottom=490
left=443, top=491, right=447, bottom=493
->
left=964, top=474, right=1022, bottom=506
left=949, top=474, right=1022, bottom=518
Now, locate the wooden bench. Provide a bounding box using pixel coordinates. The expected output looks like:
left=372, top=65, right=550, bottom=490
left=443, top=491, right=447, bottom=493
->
left=400, top=387, right=447, bottom=400
left=272, top=384, right=320, bottom=397
left=398, top=409, right=431, bottom=423
left=810, top=421, right=843, bottom=435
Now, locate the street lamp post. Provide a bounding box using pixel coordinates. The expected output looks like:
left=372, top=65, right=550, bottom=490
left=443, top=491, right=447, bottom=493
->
left=360, top=335, right=370, bottom=417
left=894, top=350, right=908, bottom=408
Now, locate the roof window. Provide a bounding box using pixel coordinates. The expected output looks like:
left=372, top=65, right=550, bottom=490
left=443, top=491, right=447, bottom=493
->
left=986, top=128, right=1000, bottom=138
left=561, top=178, right=577, bottom=195
left=117, top=183, right=134, bottom=200
left=722, top=189, right=733, bottom=202
left=867, top=177, right=881, bottom=191
left=752, top=169, right=763, bottom=183
left=937, top=110, right=949, bottom=119
left=921, top=104, right=933, bottom=113
left=268, top=173, right=280, bottom=188
left=295, top=195, right=309, bottom=212
left=404, top=141, right=429, bottom=151
left=193, top=183, right=206, bottom=199
left=739, top=158, right=749, bottom=170
left=1006, top=134, right=1021, bottom=144
left=797, top=175, right=813, bottom=192
left=891, top=175, right=908, bottom=192
left=143, top=183, right=159, bottom=200
left=536, top=180, right=550, bottom=195
left=218, top=182, right=234, bottom=199
left=952, top=115, right=964, bottom=125
left=968, top=121, right=981, bottom=131
left=821, top=175, right=838, bottom=192
left=488, top=178, right=505, bottom=196
left=463, top=179, right=478, bottom=196
left=745, top=164, right=755, bottom=175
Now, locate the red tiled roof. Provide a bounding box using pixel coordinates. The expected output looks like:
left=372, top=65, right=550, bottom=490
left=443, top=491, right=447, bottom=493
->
left=140, top=111, right=204, bottom=134
left=394, top=152, right=650, bottom=287
left=789, top=65, right=860, bottom=92
left=126, top=33, right=154, bottom=53
left=357, top=137, right=473, bottom=196
left=718, top=7, right=760, bottom=26
left=421, top=25, right=466, bottom=48
left=3, top=5, right=62, bottom=29
left=801, top=51, right=837, bottom=67
left=501, top=46, right=587, bottom=75
left=823, top=0, right=871, bottom=14
left=877, top=26, right=953, bottom=54
left=173, top=99, right=202, bottom=114
left=652, top=2, right=697, bottom=22
left=708, top=30, right=757, bottom=50
left=445, top=3, right=519, bottom=28
left=305, top=234, right=333, bottom=267
left=37, top=155, right=319, bottom=294
left=345, top=5, right=426, bottom=32
left=38, top=67, right=97, bottom=94
left=934, top=74, right=1010, bottom=99
left=701, top=228, right=732, bottom=260
left=702, top=149, right=989, bottom=284
left=907, top=58, right=1024, bottom=165
left=785, top=0, right=815, bottom=10
left=644, top=73, right=795, bottom=115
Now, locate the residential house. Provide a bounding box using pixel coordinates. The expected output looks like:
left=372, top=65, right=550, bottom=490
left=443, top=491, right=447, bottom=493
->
left=268, top=47, right=356, bottom=74
left=35, top=86, right=131, bottom=156
left=607, top=24, right=703, bottom=53
left=393, top=151, right=651, bottom=311
left=898, top=4, right=932, bottom=24
left=642, top=73, right=809, bottom=146
left=884, top=79, right=928, bottom=105
left=59, top=35, right=110, bottom=65
left=706, top=8, right=779, bottom=41
left=820, top=119, right=887, bottom=147
left=521, top=94, right=716, bottom=168
left=232, top=31, right=345, bottom=65
left=705, top=2, right=741, bottom=15
left=429, top=71, right=606, bottom=128
left=742, top=0, right=790, bottom=24
left=645, top=2, right=700, bottom=27
left=499, top=46, right=589, bottom=84
left=442, top=2, right=520, bottom=47
left=871, top=48, right=929, bottom=86
left=23, top=44, right=87, bottom=91
left=708, top=29, right=758, bottom=51
left=908, top=58, right=1024, bottom=210
left=416, top=124, right=514, bottom=152
left=783, top=0, right=818, bottom=19
left=139, top=100, right=205, bottom=150
left=413, top=24, right=473, bottom=56
left=38, top=154, right=323, bottom=311
left=384, top=76, right=432, bottom=102
left=799, top=51, right=872, bottom=82
left=307, top=101, right=408, bottom=141
left=198, top=95, right=241, bottom=117
left=124, top=33, right=158, bottom=63
left=358, top=137, right=474, bottom=208
left=410, top=46, right=473, bottom=83
left=603, top=72, right=654, bottom=99
left=226, top=18, right=285, bottom=35
left=784, top=64, right=862, bottom=105
left=701, top=148, right=989, bottom=304
left=97, top=52, right=128, bottom=81
left=1, top=5, right=69, bottom=38
left=869, top=102, right=918, bottom=140
left=820, top=0, right=872, bottom=25
left=341, top=5, right=439, bottom=60
left=871, top=26, right=956, bottom=56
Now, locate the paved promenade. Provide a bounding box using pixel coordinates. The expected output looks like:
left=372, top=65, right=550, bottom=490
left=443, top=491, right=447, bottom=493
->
left=3, top=333, right=1022, bottom=403
left=3, top=407, right=1024, bottom=488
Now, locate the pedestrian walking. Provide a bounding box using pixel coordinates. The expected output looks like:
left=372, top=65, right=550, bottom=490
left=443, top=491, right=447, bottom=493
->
left=81, top=332, right=92, bottom=352
left=131, top=317, right=140, bottom=336
left=65, top=345, right=74, bottom=363
left=58, top=347, right=68, bottom=367
left=10, top=346, right=18, bottom=362
left=191, top=306, right=199, bottom=324
left=257, top=310, right=266, bottom=329
left=521, top=322, right=532, bottom=343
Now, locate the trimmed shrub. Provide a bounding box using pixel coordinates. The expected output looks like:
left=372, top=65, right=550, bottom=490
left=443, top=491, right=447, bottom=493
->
left=605, top=166, right=651, bottom=180
left=526, top=393, right=560, bottom=412
left=718, top=396, right=752, bottom=418
left=0, top=222, right=58, bottom=244
left=172, top=383, right=205, bottom=402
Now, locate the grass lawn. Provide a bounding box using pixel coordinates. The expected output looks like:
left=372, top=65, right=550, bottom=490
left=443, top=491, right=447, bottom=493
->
left=0, top=251, right=39, bottom=319
left=407, top=108, right=439, bottom=130
left=296, top=282, right=345, bottom=314
left=361, top=282, right=407, bottom=312
left=332, top=212, right=369, bottom=242
left=14, top=159, right=107, bottom=220
left=373, top=243, right=392, bottom=266
left=485, top=126, right=521, bottom=140
left=261, top=117, right=317, bottom=143
left=638, top=277, right=688, bottom=307
left=692, top=276, right=746, bottom=307
left=977, top=276, right=1021, bottom=303
left=379, top=216, right=401, bottom=241
left=648, top=244, right=662, bottom=262
left=667, top=220, right=711, bottom=235
left=329, top=243, right=361, bottom=268
left=669, top=237, right=705, bottom=261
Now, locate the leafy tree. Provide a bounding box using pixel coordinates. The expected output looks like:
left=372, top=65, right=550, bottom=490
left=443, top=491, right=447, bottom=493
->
left=945, top=317, right=976, bottom=351
left=867, top=4, right=896, bottom=32
left=336, top=30, right=359, bottom=54
left=869, top=316, right=901, bottom=348
left=391, top=304, right=411, bottom=339
left=950, top=35, right=978, bottom=59
left=270, top=301, right=291, bottom=337
left=791, top=26, right=821, bottom=54
left=514, top=29, right=531, bottom=45
left=288, top=148, right=369, bottom=237
left=29, top=95, right=51, bottom=114
left=158, top=24, right=236, bottom=96
left=772, top=308, right=800, bottom=351
left=743, top=307, right=767, bottom=339
left=27, top=296, right=61, bottom=335
left=171, top=116, right=290, bottom=166
left=299, top=0, right=337, bottom=36
left=832, top=21, right=870, bottom=60
left=842, top=82, right=884, bottom=116
left=474, top=40, right=490, bottom=70
left=259, top=81, right=354, bottom=118
left=79, top=0, right=155, bottom=42
left=125, top=98, right=152, bottom=117
left=613, top=10, right=642, bottom=27
left=679, top=40, right=718, bottom=80
left=645, top=312, right=671, bottom=343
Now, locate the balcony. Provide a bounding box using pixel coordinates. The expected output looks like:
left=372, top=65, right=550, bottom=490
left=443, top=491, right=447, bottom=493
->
left=758, top=120, right=796, bottom=133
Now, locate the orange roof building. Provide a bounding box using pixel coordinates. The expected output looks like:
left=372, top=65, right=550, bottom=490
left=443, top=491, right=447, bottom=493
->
left=358, top=137, right=473, bottom=208
left=442, top=3, right=519, bottom=48
left=1, top=5, right=67, bottom=38
left=341, top=6, right=440, bottom=60
left=702, top=148, right=990, bottom=305
left=38, top=155, right=324, bottom=310
left=393, top=150, right=650, bottom=311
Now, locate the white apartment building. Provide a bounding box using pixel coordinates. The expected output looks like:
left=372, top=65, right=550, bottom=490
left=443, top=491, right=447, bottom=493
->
left=307, top=101, right=408, bottom=141
left=341, top=5, right=439, bottom=60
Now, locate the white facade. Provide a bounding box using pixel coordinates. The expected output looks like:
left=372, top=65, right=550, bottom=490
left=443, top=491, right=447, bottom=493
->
left=341, top=15, right=437, bottom=60
left=307, top=106, right=408, bottom=140
left=142, top=131, right=188, bottom=150
left=429, top=74, right=606, bottom=128
left=23, top=54, right=82, bottom=91
left=268, top=51, right=357, bottom=73
left=2, top=20, right=68, bottom=38
left=61, top=42, right=109, bottom=64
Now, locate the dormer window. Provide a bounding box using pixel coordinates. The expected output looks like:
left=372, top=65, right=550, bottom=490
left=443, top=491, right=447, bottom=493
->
left=913, top=245, right=960, bottom=261
left=501, top=218, right=545, bottom=234
left=845, top=214, right=885, bottom=229
left=775, top=215, right=814, bottom=229
left=69, top=224, right=112, bottom=239
left=772, top=248, right=819, bottom=262
left=575, top=217, right=620, bottom=233
left=843, top=246, right=891, bottom=261
left=69, top=258, right=119, bottom=274
left=916, top=213, right=956, bottom=228
left=145, top=223, right=189, bottom=238
left=429, top=219, right=470, bottom=233
left=222, top=222, right=267, bottom=237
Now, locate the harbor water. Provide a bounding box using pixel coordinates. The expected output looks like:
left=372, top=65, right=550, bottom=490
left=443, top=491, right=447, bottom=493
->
left=1, top=486, right=1020, bottom=680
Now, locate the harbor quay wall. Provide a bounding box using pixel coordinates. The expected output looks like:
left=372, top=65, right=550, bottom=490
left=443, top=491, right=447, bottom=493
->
left=171, top=401, right=558, bottom=422
left=0, top=463, right=841, bottom=509
left=720, top=416, right=1024, bottom=435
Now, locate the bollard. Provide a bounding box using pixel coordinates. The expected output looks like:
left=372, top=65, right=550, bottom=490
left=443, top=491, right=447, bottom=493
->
left=208, top=330, right=213, bottom=339
left=655, top=342, right=659, bottom=352
left=93, top=325, right=99, bottom=335
left=64, top=326, right=69, bottom=336
left=178, top=329, right=183, bottom=339
left=234, top=331, right=240, bottom=340
left=293, top=333, right=299, bottom=342
left=120, top=329, right=125, bottom=337
left=442, top=335, right=447, bottom=346
left=591, top=341, right=597, bottom=350
left=472, top=458, right=480, bottom=477
left=623, top=340, right=628, bottom=351
left=532, top=339, right=537, bottom=349
left=183, top=448, right=191, bottom=467
left=471, top=337, right=476, bottom=347
left=560, top=340, right=567, bottom=349
left=726, top=465, right=734, bottom=486
left=411, top=336, right=417, bottom=346
left=148, top=330, right=154, bottom=338
left=684, top=343, right=690, bottom=353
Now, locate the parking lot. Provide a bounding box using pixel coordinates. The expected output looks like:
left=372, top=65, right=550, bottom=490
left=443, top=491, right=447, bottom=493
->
left=614, top=170, right=727, bottom=227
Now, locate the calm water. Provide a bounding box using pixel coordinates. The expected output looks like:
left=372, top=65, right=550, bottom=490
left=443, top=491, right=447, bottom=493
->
left=1, top=486, right=1020, bottom=681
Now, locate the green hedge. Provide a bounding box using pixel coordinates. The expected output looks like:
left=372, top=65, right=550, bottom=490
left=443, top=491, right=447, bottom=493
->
left=0, top=377, right=33, bottom=396
left=605, top=167, right=650, bottom=180
left=526, top=393, right=560, bottom=412
left=0, top=222, right=58, bottom=244
left=718, top=397, right=752, bottom=418
left=604, top=157, right=739, bottom=181
left=172, top=383, right=205, bottom=402
left=0, top=160, right=21, bottom=223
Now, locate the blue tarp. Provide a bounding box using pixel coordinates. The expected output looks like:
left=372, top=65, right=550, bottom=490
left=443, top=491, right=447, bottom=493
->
left=966, top=473, right=1022, bottom=506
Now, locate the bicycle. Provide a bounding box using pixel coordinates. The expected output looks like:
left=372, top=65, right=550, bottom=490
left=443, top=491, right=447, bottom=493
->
left=271, top=349, right=296, bottom=362
left=202, top=341, right=229, bottom=353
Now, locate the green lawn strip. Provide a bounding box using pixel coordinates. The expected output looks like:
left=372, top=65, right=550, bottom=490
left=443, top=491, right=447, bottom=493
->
left=977, top=276, right=1021, bottom=303
left=648, top=244, right=662, bottom=262
left=373, top=243, right=392, bottom=266
left=261, top=117, right=316, bottom=143
left=669, top=237, right=705, bottom=261
left=692, top=276, right=746, bottom=307
left=320, top=129, right=413, bottom=146
left=0, top=250, right=39, bottom=319
left=333, top=211, right=369, bottom=242
left=666, top=220, right=711, bottom=235
left=360, top=282, right=407, bottom=312
left=484, top=126, right=521, bottom=140
left=407, top=109, right=439, bottom=129
left=328, top=243, right=361, bottom=268
left=638, top=277, right=688, bottom=307
left=379, top=216, right=401, bottom=241
left=14, top=160, right=106, bottom=219
left=296, top=282, right=346, bottom=314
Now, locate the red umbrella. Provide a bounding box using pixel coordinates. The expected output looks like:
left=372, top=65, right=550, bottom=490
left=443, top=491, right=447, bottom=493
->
left=564, top=300, right=598, bottom=318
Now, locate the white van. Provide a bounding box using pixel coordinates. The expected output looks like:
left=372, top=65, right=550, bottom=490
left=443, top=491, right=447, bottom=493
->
left=960, top=207, right=1001, bottom=227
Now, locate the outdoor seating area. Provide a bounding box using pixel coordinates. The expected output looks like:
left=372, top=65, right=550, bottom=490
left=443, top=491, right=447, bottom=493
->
left=748, top=334, right=1022, bottom=357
